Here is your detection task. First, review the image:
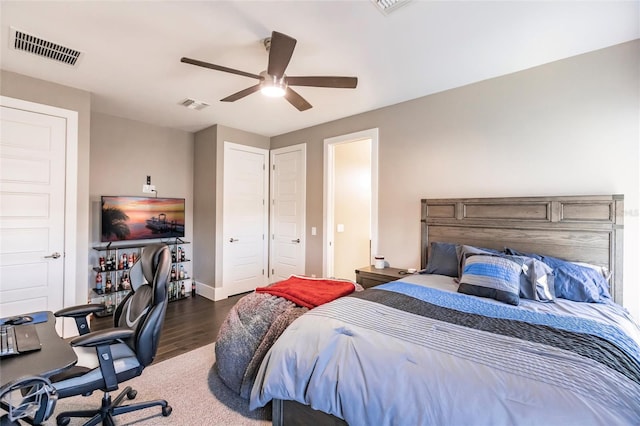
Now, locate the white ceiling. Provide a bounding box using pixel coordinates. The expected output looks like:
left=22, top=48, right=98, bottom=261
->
left=1, top=1, right=638, bottom=137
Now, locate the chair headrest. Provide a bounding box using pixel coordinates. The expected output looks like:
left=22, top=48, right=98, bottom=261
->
left=140, top=243, right=170, bottom=304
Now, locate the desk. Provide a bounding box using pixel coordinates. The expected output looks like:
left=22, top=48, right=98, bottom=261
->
left=0, top=312, right=77, bottom=387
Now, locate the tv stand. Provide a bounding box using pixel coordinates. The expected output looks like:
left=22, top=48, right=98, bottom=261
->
left=91, top=239, right=193, bottom=316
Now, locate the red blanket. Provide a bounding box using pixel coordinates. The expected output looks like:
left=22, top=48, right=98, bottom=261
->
left=255, top=275, right=356, bottom=309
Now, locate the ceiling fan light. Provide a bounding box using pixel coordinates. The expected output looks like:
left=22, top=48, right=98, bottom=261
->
left=261, top=85, right=286, bottom=97
left=260, top=73, right=287, bottom=97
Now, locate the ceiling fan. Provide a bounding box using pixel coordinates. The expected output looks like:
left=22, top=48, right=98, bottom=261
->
left=180, top=31, right=358, bottom=111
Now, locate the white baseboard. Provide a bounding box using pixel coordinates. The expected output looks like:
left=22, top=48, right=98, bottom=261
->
left=194, top=281, right=238, bottom=301
left=195, top=281, right=215, bottom=301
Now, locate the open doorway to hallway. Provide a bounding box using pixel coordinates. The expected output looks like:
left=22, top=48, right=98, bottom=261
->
left=324, top=128, right=379, bottom=281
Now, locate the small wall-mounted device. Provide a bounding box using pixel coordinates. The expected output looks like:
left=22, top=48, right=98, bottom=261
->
left=143, top=175, right=155, bottom=193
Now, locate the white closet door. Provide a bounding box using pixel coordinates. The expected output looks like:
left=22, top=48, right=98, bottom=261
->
left=0, top=105, right=66, bottom=317
left=270, top=143, right=306, bottom=283
left=222, top=142, right=269, bottom=296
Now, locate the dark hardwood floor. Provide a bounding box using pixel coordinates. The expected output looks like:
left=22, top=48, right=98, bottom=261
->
left=91, top=294, right=243, bottom=364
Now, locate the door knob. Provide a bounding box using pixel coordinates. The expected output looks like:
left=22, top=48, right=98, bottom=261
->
left=229, top=238, right=239, bottom=243
left=45, top=252, right=61, bottom=259
left=291, top=238, right=300, bottom=243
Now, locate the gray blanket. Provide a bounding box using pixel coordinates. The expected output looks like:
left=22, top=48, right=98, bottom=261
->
left=215, top=292, right=308, bottom=399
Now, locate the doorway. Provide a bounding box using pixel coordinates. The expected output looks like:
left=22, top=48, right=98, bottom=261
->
left=324, top=128, right=379, bottom=280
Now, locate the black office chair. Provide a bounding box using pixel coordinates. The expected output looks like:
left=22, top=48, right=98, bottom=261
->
left=51, top=243, right=172, bottom=426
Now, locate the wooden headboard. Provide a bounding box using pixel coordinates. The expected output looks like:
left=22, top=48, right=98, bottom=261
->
left=420, top=195, right=624, bottom=303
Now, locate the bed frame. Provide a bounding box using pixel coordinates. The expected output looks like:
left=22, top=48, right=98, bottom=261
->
left=273, top=194, right=625, bottom=425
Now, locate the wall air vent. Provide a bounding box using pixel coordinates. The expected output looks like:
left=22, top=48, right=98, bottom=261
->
left=10, top=27, right=83, bottom=66
left=371, top=0, right=412, bottom=15
left=180, top=98, right=210, bottom=111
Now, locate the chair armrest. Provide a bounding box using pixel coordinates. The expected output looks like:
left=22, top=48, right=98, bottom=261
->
left=55, top=304, right=106, bottom=335
left=69, top=328, right=134, bottom=348
left=54, top=304, right=105, bottom=318
left=69, top=328, right=135, bottom=392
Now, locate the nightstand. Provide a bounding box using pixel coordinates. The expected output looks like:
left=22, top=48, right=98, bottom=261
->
left=355, top=265, right=408, bottom=289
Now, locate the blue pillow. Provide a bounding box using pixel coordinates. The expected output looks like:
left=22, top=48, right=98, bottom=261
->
left=477, top=254, right=555, bottom=302
left=423, top=242, right=458, bottom=277
left=456, top=244, right=504, bottom=278
left=457, top=255, right=521, bottom=306
left=505, top=248, right=608, bottom=303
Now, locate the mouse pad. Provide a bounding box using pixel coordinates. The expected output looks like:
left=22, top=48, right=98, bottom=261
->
left=0, top=311, right=48, bottom=326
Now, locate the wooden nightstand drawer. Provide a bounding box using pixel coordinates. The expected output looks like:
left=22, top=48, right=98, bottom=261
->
left=355, top=266, right=407, bottom=289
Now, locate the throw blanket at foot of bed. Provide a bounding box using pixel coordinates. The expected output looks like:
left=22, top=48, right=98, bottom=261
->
left=215, top=276, right=359, bottom=399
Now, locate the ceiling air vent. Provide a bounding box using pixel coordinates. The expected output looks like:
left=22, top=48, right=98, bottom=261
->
left=10, top=27, right=83, bottom=66
left=371, top=0, right=412, bottom=15
left=180, top=99, right=210, bottom=111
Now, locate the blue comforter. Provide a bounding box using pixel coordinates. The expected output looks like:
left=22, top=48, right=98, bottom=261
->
left=251, top=276, right=640, bottom=425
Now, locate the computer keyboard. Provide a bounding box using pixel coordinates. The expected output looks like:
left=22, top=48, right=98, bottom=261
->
left=1, top=324, right=19, bottom=357
left=0, top=324, right=41, bottom=357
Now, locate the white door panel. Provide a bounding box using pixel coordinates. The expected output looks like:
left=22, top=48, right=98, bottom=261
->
left=0, top=105, right=66, bottom=318
left=270, top=144, right=306, bottom=283
left=223, top=142, right=269, bottom=296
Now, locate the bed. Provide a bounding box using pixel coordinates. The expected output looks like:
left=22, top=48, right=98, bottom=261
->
left=215, top=275, right=361, bottom=399
left=248, top=194, right=640, bottom=425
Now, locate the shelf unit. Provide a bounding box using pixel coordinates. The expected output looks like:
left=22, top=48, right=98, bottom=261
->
left=91, top=239, right=193, bottom=317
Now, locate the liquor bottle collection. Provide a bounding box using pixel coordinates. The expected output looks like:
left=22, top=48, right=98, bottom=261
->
left=94, top=245, right=192, bottom=304
left=95, top=252, right=137, bottom=295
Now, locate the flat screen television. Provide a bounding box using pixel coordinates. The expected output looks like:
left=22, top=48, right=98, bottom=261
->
left=101, top=196, right=185, bottom=242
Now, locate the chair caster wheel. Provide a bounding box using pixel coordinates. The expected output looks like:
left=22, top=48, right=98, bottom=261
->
left=126, top=389, right=137, bottom=400
left=162, top=405, right=172, bottom=417
left=57, top=417, right=70, bottom=426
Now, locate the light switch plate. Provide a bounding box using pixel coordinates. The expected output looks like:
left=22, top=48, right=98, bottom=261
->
left=142, top=184, right=156, bottom=193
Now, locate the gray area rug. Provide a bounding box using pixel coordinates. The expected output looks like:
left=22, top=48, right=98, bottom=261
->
left=45, top=343, right=271, bottom=425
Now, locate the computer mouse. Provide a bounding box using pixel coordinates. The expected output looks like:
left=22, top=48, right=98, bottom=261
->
left=4, top=315, right=32, bottom=325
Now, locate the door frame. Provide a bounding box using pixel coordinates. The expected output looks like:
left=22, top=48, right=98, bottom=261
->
left=323, top=128, right=379, bottom=278
left=269, top=143, right=307, bottom=282
left=0, top=96, right=78, bottom=336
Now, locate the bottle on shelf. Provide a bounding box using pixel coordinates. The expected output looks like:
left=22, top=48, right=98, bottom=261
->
left=105, top=275, right=113, bottom=293
left=180, top=247, right=186, bottom=262
left=179, top=265, right=185, bottom=280
left=180, top=282, right=186, bottom=298
left=119, top=272, right=131, bottom=291
left=95, top=273, right=103, bottom=294
left=170, top=265, right=176, bottom=281
left=99, top=256, right=106, bottom=272
left=171, top=248, right=176, bottom=263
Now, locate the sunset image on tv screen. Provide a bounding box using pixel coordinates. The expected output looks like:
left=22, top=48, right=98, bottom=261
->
left=101, top=196, right=185, bottom=242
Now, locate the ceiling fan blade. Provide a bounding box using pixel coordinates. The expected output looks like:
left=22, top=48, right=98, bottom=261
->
left=267, top=31, right=297, bottom=79
left=286, top=76, right=358, bottom=89
left=181, top=57, right=262, bottom=80
left=220, top=84, right=262, bottom=102
left=284, top=87, right=312, bottom=111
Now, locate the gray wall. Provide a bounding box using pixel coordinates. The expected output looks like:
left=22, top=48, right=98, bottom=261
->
left=193, top=125, right=218, bottom=289
left=1, top=70, right=92, bottom=307
left=271, top=40, right=640, bottom=319
left=89, top=112, right=194, bottom=265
